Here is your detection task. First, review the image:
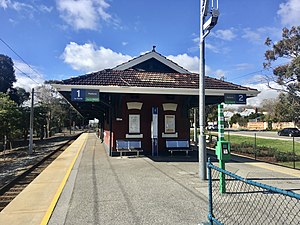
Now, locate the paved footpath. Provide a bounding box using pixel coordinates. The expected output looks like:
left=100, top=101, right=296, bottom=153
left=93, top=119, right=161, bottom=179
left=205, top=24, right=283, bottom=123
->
left=49, top=134, right=209, bottom=225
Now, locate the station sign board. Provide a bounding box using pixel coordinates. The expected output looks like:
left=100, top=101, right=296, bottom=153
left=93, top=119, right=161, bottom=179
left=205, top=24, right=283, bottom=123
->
left=224, top=94, right=246, bottom=104
left=71, top=89, right=99, bottom=102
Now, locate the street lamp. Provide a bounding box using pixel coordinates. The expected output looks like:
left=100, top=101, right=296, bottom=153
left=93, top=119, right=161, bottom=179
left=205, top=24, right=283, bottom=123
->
left=199, top=0, right=219, bottom=180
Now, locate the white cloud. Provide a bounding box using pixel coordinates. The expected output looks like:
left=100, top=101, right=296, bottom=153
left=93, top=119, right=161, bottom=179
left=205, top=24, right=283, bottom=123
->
left=38, top=4, right=53, bottom=13
left=122, top=42, right=128, bottom=46
left=277, top=0, right=300, bottom=27
left=0, top=0, right=33, bottom=11
left=191, top=37, right=229, bottom=54
left=0, top=0, right=52, bottom=14
left=13, top=61, right=45, bottom=92
left=205, top=43, right=220, bottom=53
left=234, top=63, right=253, bottom=71
left=242, top=27, right=281, bottom=44
left=0, top=0, right=8, bottom=8
left=215, top=69, right=226, bottom=79
left=211, top=29, right=236, bottom=41
left=61, top=42, right=132, bottom=72
left=246, top=82, right=280, bottom=107
left=239, top=75, right=281, bottom=107
left=167, top=54, right=199, bottom=73
left=242, top=28, right=261, bottom=44
left=56, top=0, right=112, bottom=30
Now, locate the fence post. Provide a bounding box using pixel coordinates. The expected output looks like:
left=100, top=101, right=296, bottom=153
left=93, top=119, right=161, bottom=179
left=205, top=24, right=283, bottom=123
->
left=254, top=133, right=257, bottom=160
left=228, top=130, right=230, bottom=142
left=293, top=137, right=295, bottom=169
left=207, top=158, right=213, bottom=225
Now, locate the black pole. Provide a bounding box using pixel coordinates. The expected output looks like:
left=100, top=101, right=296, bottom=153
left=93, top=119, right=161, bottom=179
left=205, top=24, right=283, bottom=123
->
left=109, top=95, right=112, bottom=156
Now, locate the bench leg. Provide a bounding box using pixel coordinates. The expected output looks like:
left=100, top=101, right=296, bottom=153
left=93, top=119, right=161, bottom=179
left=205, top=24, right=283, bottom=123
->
left=186, top=150, right=188, bottom=156
left=137, top=151, right=139, bottom=157
left=170, top=151, right=173, bottom=156
left=120, top=152, right=123, bottom=157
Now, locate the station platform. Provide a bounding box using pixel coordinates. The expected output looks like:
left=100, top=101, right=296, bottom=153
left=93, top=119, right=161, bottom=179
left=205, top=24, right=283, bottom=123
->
left=0, top=133, right=299, bottom=225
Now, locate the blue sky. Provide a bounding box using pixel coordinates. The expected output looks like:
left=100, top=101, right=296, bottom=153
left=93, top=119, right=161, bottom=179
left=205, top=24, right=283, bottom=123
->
left=1, top=0, right=300, bottom=106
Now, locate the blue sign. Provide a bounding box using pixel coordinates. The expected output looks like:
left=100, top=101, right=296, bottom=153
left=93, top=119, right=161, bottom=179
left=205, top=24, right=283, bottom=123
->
left=71, top=89, right=99, bottom=102
left=224, top=94, right=246, bottom=104
left=71, top=89, right=85, bottom=102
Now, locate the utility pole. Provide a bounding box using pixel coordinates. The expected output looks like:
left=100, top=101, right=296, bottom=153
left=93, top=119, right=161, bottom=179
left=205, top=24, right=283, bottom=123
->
left=199, top=0, right=219, bottom=180
left=29, top=88, right=34, bottom=154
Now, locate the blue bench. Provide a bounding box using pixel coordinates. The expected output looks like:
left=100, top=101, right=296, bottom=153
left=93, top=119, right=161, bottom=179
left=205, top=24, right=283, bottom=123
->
left=166, top=139, right=192, bottom=156
left=116, top=140, right=143, bottom=157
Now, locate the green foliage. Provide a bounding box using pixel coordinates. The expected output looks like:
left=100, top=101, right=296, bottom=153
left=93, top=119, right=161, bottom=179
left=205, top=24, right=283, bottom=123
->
left=264, top=26, right=300, bottom=124
left=206, top=104, right=218, bottom=122
left=8, top=87, right=30, bottom=106
left=0, top=93, right=21, bottom=142
left=229, top=113, right=247, bottom=126
left=0, top=54, right=16, bottom=93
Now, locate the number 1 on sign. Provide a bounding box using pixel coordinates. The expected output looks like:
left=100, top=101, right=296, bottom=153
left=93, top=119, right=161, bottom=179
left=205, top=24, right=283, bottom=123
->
left=77, top=90, right=80, bottom=98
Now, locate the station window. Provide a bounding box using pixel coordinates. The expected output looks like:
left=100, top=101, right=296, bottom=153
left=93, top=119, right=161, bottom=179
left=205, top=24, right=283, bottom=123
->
left=129, top=114, right=140, bottom=133
left=165, top=115, right=175, bottom=133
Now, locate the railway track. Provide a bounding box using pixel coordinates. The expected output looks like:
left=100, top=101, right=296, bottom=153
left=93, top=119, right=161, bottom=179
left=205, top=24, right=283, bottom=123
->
left=0, top=134, right=80, bottom=212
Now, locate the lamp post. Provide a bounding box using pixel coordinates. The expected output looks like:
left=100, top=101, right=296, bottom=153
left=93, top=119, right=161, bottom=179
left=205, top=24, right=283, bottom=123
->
left=199, top=0, right=219, bottom=180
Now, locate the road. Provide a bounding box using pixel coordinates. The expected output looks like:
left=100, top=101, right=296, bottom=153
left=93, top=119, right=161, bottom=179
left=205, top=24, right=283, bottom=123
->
left=224, top=130, right=300, bottom=143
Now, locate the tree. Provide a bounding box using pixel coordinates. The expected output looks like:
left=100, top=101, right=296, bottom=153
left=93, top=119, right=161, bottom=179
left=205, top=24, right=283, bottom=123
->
left=261, top=98, right=278, bottom=121
left=0, top=93, right=21, bottom=147
left=274, top=93, right=300, bottom=123
left=230, top=113, right=242, bottom=126
left=8, top=87, right=30, bottom=106
left=264, top=26, right=300, bottom=126
left=264, top=26, right=300, bottom=101
left=0, top=54, right=16, bottom=93
left=35, top=84, right=80, bottom=137
left=206, top=104, right=218, bottom=122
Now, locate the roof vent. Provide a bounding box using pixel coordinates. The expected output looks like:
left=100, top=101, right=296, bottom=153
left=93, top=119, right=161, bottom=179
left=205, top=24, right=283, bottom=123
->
left=152, top=45, right=156, bottom=52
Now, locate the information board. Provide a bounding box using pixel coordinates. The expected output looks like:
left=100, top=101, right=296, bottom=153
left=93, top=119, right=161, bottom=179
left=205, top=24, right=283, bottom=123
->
left=224, top=94, right=246, bottom=104
left=71, top=89, right=99, bottom=102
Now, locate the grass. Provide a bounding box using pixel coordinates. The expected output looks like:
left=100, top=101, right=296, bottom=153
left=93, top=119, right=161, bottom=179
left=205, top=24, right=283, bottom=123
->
left=190, top=129, right=300, bottom=155
left=191, top=129, right=300, bottom=169
left=223, top=134, right=300, bottom=155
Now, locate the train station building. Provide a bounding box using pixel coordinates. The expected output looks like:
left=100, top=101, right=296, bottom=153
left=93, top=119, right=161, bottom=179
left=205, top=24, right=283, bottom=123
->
left=52, top=48, right=259, bottom=156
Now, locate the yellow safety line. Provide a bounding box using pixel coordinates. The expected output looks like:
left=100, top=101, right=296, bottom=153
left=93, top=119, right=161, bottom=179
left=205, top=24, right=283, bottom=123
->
left=243, top=162, right=300, bottom=177
left=40, top=133, right=88, bottom=225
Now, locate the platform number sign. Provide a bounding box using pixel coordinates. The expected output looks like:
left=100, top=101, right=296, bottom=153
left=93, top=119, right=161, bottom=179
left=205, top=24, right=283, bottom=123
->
left=224, top=94, right=246, bottom=104
left=71, top=89, right=99, bottom=102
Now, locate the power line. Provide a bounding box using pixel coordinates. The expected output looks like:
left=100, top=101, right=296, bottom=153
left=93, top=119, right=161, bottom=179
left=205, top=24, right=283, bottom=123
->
left=13, top=64, right=39, bottom=84
left=228, top=62, right=290, bottom=82
left=0, top=37, right=42, bottom=84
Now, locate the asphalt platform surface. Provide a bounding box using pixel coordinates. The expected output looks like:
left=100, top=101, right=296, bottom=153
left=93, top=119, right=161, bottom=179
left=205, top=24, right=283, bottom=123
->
left=48, top=134, right=209, bottom=225
left=48, top=133, right=300, bottom=225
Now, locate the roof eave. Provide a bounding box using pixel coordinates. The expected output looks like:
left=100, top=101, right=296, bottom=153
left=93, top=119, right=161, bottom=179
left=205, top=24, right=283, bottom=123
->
left=52, top=84, right=260, bottom=97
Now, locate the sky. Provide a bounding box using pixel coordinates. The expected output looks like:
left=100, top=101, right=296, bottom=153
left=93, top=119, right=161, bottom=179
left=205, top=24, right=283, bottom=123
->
left=1, top=0, right=300, bottom=107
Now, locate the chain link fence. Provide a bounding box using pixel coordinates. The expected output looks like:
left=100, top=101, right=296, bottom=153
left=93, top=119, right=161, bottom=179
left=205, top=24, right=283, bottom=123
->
left=207, top=160, right=300, bottom=225
left=206, top=131, right=300, bottom=170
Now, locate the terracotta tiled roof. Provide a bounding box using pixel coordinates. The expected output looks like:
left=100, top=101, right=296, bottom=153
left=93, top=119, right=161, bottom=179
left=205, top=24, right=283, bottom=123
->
left=60, top=69, right=257, bottom=91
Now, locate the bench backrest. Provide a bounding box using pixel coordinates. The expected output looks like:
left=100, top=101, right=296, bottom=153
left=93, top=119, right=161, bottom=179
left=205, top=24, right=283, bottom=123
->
left=116, top=140, right=141, bottom=150
left=166, top=140, right=189, bottom=149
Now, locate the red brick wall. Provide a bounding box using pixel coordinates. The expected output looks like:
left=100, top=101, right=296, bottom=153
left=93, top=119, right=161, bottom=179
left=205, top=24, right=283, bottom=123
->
left=111, top=94, right=190, bottom=155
